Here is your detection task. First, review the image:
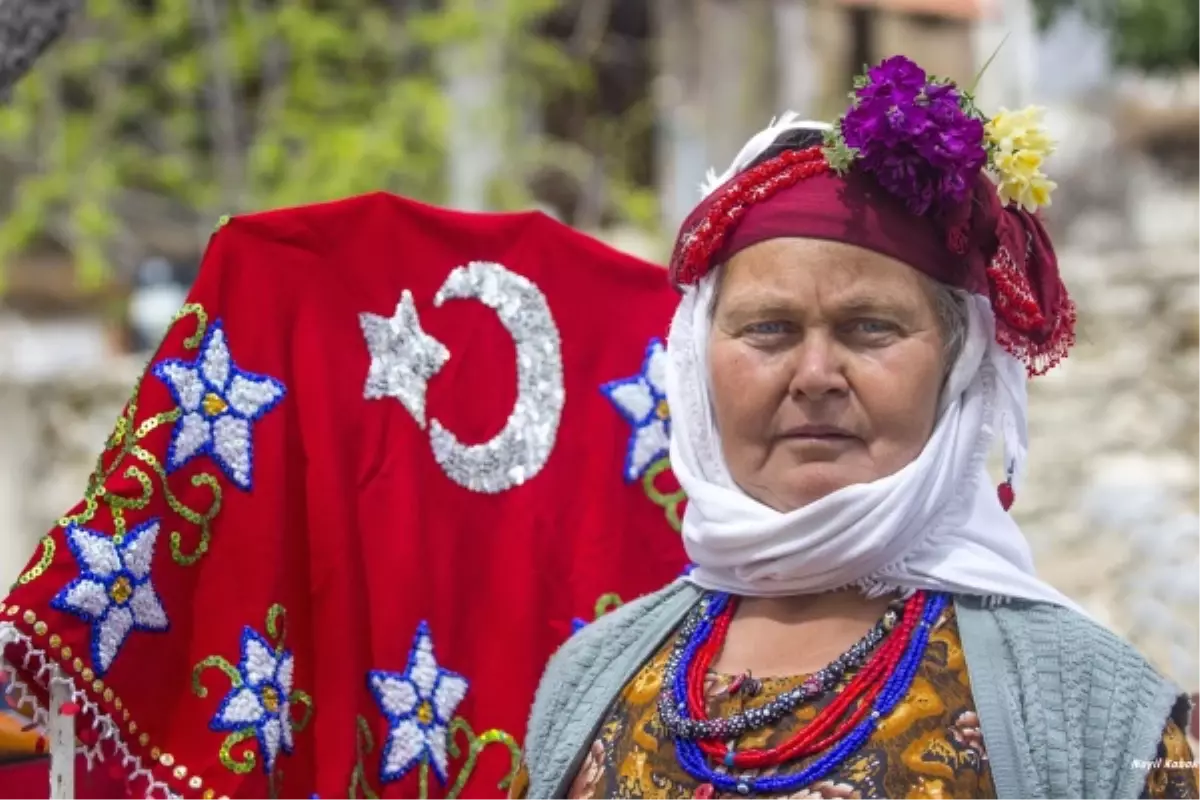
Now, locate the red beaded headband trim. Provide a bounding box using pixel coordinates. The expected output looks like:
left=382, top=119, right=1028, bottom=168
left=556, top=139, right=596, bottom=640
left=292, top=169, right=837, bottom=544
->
left=669, top=146, right=830, bottom=287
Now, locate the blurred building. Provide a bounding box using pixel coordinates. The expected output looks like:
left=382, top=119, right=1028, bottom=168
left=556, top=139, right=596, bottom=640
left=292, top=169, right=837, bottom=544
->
left=445, top=0, right=1028, bottom=242
left=652, top=0, right=1035, bottom=231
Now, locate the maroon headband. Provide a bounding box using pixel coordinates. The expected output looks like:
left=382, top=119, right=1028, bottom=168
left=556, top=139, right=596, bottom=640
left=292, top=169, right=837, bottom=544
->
left=667, top=145, right=1076, bottom=377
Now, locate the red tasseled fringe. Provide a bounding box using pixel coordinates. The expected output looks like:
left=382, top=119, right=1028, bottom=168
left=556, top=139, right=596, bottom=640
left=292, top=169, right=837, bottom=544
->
left=993, top=287, right=1077, bottom=377
left=986, top=246, right=1078, bottom=377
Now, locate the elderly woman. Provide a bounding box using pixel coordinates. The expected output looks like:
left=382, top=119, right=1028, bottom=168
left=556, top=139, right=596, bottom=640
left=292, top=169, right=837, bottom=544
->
left=513, top=57, right=1197, bottom=800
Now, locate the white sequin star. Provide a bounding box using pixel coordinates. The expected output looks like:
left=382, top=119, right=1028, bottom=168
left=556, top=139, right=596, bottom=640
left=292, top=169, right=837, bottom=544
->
left=368, top=621, right=469, bottom=785
left=151, top=320, right=286, bottom=491
left=50, top=520, right=170, bottom=676
left=601, top=339, right=671, bottom=481
left=209, top=627, right=297, bottom=775
left=360, top=291, right=450, bottom=428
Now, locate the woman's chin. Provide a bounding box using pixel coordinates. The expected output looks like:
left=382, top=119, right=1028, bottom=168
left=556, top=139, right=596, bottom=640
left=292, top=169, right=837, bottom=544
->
left=746, top=462, right=873, bottom=512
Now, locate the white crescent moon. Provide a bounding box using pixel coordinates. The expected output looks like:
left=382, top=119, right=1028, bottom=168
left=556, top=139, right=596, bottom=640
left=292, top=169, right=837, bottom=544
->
left=428, top=261, right=565, bottom=494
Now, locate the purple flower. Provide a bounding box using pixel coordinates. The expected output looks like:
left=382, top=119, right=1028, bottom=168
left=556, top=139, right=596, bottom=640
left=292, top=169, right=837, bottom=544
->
left=839, top=56, right=986, bottom=215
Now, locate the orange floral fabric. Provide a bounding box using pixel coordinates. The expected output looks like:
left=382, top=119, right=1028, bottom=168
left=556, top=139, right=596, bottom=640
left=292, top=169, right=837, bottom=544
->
left=511, top=604, right=1198, bottom=799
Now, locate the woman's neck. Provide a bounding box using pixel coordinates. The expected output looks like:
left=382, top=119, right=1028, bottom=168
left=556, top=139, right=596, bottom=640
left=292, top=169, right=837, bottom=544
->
left=738, top=590, right=896, bottom=625
left=709, top=590, right=898, bottom=678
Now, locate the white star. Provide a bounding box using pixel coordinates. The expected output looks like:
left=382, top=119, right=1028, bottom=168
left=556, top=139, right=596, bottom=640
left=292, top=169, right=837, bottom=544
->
left=50, top=520, right=170, bottom=676
left=360, top=291, right=450, bottom=428
left=151, top=321, right=286, bottom=491
left=601, top=339, right=672, bottom=481
left=368, top=621, right=469, bottom=785
left=209, top=628, right=297, bottom=775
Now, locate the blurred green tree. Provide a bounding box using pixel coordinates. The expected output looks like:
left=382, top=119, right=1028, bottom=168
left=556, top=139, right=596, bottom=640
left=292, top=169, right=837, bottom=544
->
left=1032, top=0, right=1198, bottom=73
left=0, top=0, right=658, bottom=292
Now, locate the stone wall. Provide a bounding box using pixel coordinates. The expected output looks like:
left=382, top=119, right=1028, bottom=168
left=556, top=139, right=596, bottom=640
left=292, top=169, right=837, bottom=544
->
left=1012, top=102, right=1200, bottom=686
left=0, top=352, right=140, bottom=591
left=1018, top=242, right=1198, bottom=685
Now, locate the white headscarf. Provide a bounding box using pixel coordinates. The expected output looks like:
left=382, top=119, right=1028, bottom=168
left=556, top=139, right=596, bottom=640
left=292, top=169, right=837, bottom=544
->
left=667, top=116, right=1081, bottom=612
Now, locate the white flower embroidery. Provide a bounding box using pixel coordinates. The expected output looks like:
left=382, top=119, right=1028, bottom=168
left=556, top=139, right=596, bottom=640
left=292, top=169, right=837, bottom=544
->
left=50, top=520, right=169, bottom=676
left=152, top=320, right=286, bottom=490
left=601, top=339, right=671, bottom=481
left=368, top=621, right=469, bottom=784
left=209, top=627, right=296, bottom=775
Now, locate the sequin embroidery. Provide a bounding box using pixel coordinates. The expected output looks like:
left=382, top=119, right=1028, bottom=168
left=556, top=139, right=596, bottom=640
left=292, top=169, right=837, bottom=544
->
left=194, top=604, right=313, bottom=776
left=428, top=262, right=566, bottom=494
left=48, top=519, right=169, bottom=675
left=15, top=534, right=55, bottom=586
left=368, top=621, right=469, bottom=785
left=601, top=338, right=670, bottom=482
left=642, top=457, right=687, bottom=533
left=360, top=290, right=451, bottom=428
left=59, top=304, right=224, bottom=566
left=573, top=593, right=625, bottom=634
left=152, top=319, right=286, bottom=491
left=602, top=338, right=686, bottom=530
left=349, top=712, right=522, bottom=800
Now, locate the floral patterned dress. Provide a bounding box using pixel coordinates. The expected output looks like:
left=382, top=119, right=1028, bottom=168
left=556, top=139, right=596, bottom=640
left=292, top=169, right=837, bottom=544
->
left=510, top=605, right=1198, bottom=799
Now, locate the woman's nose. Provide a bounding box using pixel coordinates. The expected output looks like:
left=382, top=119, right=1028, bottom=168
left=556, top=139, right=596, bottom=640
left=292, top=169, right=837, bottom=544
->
left=787, top=333, right=849, bottom=400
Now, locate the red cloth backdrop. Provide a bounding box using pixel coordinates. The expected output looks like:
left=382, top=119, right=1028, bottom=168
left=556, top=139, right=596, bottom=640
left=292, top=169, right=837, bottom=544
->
left=0, top=756, right=125, bottom=799
left=0, top=194, right=687, bottom=799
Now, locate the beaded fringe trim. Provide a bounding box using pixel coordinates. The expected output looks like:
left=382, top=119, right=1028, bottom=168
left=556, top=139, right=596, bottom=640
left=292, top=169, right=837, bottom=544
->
left=0, top=622, right=173, bottom=798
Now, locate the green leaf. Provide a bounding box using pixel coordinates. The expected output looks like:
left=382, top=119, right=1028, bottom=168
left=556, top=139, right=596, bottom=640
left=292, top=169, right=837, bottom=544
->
left=821, top=125, right=857, bottom=175
left=967, top=32, right=1010, bottom=96
left=0, top=0, right=681, bottom=298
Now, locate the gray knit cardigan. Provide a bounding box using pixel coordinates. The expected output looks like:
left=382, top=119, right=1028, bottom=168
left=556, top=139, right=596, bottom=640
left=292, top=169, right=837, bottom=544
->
left=523, top=580, right=1187, bottom=799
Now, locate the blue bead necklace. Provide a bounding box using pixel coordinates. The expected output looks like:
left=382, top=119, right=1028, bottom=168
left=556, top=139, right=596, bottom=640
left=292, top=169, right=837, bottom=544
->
left=668, top=591, right=949, bottom=796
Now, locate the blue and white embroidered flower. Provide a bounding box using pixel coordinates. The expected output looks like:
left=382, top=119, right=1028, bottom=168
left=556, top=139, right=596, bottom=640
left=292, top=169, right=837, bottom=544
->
left=152, top=319, right=285, bottom=491
left=600, top=338, right=671, bottom=482
left=50, top=519, right=169, bottom=676
left=368, top=621, right=469, bottom=785
left=209, top=626, right=296, bottom=774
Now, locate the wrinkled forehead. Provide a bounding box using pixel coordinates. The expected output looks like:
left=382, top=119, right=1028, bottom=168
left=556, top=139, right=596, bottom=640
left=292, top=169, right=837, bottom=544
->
left=711, top=237, right=940, bottom=314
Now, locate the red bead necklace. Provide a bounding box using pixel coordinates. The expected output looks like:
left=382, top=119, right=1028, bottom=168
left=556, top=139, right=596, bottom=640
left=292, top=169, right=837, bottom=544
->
left=684, top=591, right=928, bottom=770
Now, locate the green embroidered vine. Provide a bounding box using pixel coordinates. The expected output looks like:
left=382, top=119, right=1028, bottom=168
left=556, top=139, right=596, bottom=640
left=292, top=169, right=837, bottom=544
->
left=14, top=535, right=55, bottom=587
left=192, top=604, right=313, bottom=777
left=594, top=592, right=624, bottom=619
left=446, top=717, right=522, bottom=798
left=218, top=728, right=259, bottom=775
left=192, top=655, right=241, bottom=695
left=348, top=715, right=381, bottom=800
left=642, top=456, right=686, bottom=533
left=52, top=303, right=222, bottom=567
left=347, top=714, right=521, bottom=799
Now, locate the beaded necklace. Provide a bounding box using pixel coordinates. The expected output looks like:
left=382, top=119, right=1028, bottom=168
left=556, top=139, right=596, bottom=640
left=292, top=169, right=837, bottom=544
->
left=657, top=597, right=902, bottom=741
left=659, top=590, right=949, bottom=796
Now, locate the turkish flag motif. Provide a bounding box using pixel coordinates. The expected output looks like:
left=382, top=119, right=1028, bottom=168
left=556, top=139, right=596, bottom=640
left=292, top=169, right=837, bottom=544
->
left=0, top=194, right=687, bottom=798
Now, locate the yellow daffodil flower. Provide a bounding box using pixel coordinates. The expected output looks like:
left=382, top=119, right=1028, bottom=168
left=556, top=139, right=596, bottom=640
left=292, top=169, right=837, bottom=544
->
left=985, top=105, right=1057, bottom=212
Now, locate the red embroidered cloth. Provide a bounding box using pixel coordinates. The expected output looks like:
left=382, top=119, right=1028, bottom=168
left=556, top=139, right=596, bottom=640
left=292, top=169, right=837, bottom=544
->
left=0, top=194, right=687, bottom=798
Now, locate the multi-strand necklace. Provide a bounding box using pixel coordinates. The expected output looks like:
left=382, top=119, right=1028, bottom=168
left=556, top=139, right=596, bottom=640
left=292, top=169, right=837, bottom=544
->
left=657, top=590, right=949, bottom=796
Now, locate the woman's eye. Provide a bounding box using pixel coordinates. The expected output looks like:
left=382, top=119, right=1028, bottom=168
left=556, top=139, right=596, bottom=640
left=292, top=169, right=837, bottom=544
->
left=849, top=319, right=899, bottom=337
left=744, top=321, right=792, bottom=336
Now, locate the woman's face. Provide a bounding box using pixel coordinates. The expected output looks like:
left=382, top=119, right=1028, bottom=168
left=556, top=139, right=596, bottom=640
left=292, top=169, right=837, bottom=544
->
left=708, top=238, right=947, bottom=512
